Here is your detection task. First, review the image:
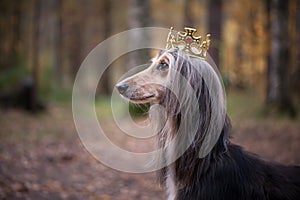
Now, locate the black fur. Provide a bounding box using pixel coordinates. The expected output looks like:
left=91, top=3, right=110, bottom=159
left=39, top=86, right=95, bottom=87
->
left=175, top=119, right=300, bottom=200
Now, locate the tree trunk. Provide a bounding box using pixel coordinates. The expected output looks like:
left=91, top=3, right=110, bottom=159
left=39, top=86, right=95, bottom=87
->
left=266, top=0, right=296, bottom=117
left=0, top=1, right=22, bottom=69
left=53, top=0, right=63, bottom=87
left=31, top=0, right=41, bottom=111
left=67, top=3, right=83, bottom=82
left=98, top=0, right=111, bottom=95
left=265, top=0, right=273, bottom=101
left=184, top=0, right=194, bottom=27
left=208, top=0, right=223, bottom=68
left=128, top=0, right=151, bottom=69
left=297, top=0, right=300, bottom=74
left=293, top=0, right=300, bottom=96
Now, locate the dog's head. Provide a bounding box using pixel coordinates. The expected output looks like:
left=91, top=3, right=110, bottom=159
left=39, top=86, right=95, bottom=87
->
left=116, top=51, right=172, bottom=104
left=116, top=49, right=228, bottom=160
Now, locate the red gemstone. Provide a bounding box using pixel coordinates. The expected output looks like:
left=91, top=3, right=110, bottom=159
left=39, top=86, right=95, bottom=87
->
left=186, top=36, right=193, bottom=43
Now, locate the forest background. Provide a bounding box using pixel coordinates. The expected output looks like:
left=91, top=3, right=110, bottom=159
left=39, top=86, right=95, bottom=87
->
left=0, top=0, right=299, bottom=199
left=1, top=0, right=299, bottom=115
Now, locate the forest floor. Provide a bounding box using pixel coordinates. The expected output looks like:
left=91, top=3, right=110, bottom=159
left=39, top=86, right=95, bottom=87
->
left=0, top=100, right=300, bottom=200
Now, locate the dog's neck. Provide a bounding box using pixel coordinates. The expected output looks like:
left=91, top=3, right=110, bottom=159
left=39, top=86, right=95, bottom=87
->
left=176, top=120, right=229, bottom=186
left=159, top=115, right=231, bottom=189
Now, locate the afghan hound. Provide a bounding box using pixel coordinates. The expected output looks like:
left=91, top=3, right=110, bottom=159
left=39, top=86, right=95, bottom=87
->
left=116, top=48, right=300, bottom=200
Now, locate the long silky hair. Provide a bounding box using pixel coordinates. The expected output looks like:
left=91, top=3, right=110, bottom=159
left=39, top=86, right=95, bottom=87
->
left=149, top=49, right=229, bottom=187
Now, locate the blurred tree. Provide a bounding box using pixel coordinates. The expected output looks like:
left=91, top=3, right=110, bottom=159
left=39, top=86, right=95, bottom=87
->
left=266, top=0, right=296, bottom=117
left=290, top=0, right=300, bottom=97
left=208, top=0, right=223, bottom=68
left=128, top=0, right=151, bottom=69
left=99, top=0, right=112, bottom=95
left=65, top=1, right=83, bottom=81
left=53, top=0, right=63, bottom=87
left=0, top=0, right=22, bottom=70
left=31, top=0, right=41, bottom=111
left=265, top=0, right=272, bottom=88
left=184, top=0, right=194, bottom=27
left=296, top=0, right=300, bottom=96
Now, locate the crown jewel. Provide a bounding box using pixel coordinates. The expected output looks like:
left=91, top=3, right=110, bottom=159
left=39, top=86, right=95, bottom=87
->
left=166, top=27, right=211, bottom=59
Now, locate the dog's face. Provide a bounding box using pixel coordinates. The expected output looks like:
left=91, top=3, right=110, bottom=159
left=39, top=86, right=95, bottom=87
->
left=116, top=52, right=170, bottom=104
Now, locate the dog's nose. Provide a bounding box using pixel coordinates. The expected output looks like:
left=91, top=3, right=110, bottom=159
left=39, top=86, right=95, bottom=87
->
left=116, top=82, right=129, bottom=94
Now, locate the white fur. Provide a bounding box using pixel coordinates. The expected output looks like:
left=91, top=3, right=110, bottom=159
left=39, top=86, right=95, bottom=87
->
left=166, top=167, right=177, bottom=200
left=166, top=133, right=177, bottom=200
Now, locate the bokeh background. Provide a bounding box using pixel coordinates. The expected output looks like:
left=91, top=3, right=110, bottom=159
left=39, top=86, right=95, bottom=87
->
left=0, top=0, right=299, bottom=199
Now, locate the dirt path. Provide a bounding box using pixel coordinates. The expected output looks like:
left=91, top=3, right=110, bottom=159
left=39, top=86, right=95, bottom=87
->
left=0, top=105, right=299, bottom=199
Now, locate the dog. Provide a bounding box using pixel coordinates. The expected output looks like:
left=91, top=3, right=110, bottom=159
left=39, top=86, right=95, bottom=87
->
left=116, top=48, right=300, bottom=200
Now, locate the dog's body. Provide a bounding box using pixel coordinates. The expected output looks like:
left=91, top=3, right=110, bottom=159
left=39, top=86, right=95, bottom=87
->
left=116, top=49, right=300, bottom=200
left=164, top=117, right=300, bottom=200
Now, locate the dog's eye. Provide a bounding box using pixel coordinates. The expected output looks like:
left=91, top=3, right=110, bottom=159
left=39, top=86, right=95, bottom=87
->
left=157, top=61, right=169, bottom=71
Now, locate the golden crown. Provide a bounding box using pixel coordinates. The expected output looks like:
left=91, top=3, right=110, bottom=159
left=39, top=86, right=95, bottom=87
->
left=166, top=27, right=211, bottom=59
